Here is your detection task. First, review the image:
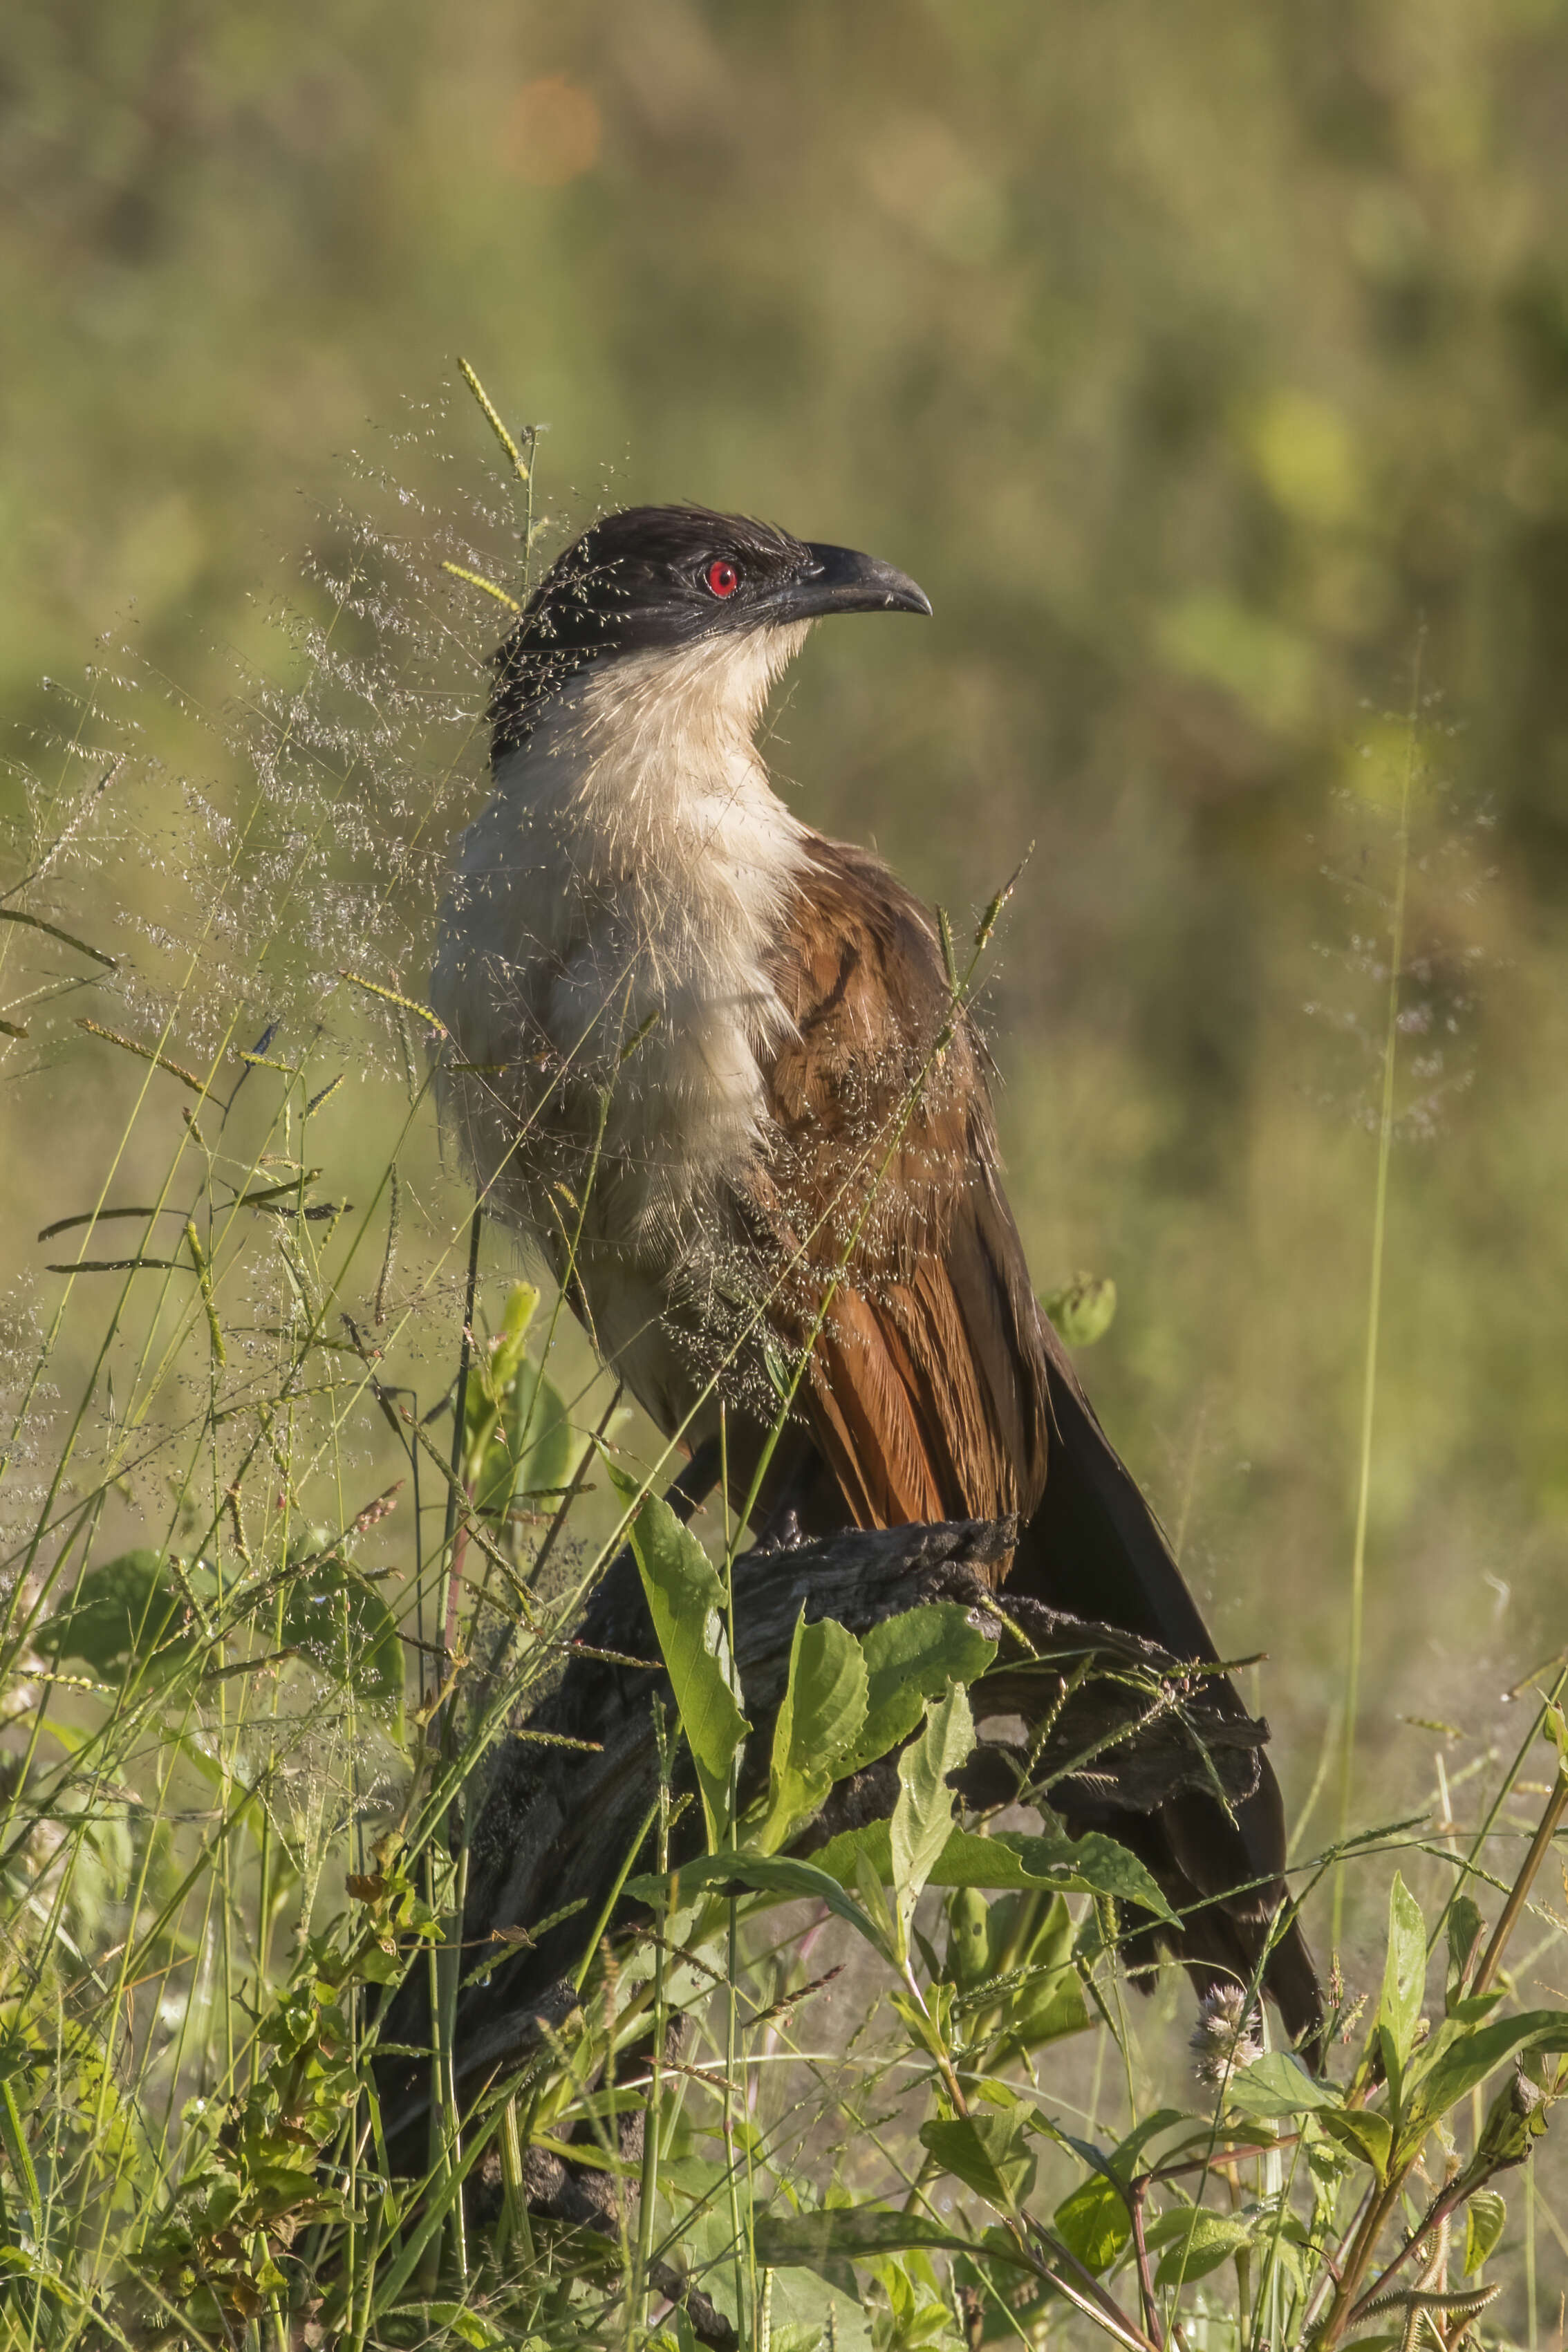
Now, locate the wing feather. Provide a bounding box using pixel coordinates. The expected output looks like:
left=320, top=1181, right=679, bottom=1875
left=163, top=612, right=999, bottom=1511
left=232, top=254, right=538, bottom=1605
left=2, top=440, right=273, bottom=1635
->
left=741, top=830, right=1322, bottom=2053
left=747, top=835, right=1049, bottom=1542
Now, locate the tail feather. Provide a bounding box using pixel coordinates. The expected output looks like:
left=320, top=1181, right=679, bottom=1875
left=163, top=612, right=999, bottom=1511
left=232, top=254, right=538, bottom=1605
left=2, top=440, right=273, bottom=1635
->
left=1011, top=1329, right=1324, bottom=2057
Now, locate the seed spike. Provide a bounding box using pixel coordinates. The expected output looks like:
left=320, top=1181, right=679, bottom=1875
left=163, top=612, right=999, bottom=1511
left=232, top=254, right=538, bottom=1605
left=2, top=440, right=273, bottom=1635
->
left=185, top=1220, right=226, bottom=1366
left=456, top=357, right=532, bottom=488
left=0, top=906, right=117, bottom=970
left=441, top=560, right=522, bottom=615
left=338, top=969, right=449, bottom=1038
left=974, top=842, right=1035, bottom=957
left=619, top=1006, right=662, bottom=1064
left=38, top=1204, right=162, bottom=1243
left=75, top=1017, right=206, bottom=1095
left=936, top=905, right=959, bottom=994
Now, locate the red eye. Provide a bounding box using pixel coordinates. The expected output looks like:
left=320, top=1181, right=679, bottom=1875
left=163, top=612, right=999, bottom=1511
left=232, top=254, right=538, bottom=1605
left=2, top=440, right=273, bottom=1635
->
left=704, top=558, right=740, bottom=598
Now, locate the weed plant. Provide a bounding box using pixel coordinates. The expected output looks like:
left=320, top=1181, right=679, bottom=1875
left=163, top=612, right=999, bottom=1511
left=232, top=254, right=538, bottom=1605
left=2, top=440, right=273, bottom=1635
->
left=0, top=384, right=1564, bottom=2352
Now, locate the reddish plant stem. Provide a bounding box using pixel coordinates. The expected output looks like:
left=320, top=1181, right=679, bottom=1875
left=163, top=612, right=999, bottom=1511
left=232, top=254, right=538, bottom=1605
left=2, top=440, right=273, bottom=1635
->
left=1128, top=2176, right=1165, bottom=2351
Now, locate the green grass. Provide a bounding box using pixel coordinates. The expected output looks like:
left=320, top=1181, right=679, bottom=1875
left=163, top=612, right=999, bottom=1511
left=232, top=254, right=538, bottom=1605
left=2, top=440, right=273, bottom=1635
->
left=0, top=401, right=1565, bottom=2352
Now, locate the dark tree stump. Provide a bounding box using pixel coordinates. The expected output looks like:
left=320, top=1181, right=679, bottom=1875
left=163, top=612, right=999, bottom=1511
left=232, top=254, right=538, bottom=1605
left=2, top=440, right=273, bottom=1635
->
left=380, top=1514, right=1270, bottom=2126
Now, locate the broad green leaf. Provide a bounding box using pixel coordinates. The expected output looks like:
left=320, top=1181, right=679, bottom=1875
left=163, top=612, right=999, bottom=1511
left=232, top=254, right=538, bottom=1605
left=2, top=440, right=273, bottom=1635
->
left=618, top=1481, right=749, bottom=1846
left=1462, top=2188, right=1506, bottom=2274
left=1104, top=2108, right=1197, bottom=2182
left=35, top=1549, right=218, bottom=1681
left=752, top=1611, right=868, bottom=1854
left=1319, top=2105, right=1393, bottom=2178
left=465, top=1287, right=588, bottom=1522
left=626, top=1849, right=893, bottom=1966
left=890, top=1685, right=975, bottom=1942
left=474, top=1372, right=580, bottom=1520
left=1446, top=1893, right=1484, bottom=2000
left=1051, top=2174, right=1129, bottom=2275
left=888, top=1983, right=955, bottom=2067
left=509, top=1364, right=581, bottom=1498
left=843, top=1605, right=996, bottom=1774
left=985, top=1896, right=1090, bottom=2062
left=280, top=1558, right=403, bottom=1714
left=1223, top=2051, right=1342, bottom=2121
left=1445, top=1990, right=1506, bottom=2025
left=1148, top=2206, right=1259, bottom=2288
left=1406, top=2008, right=1568, bottom=2124
left=944, top=1887, right=993, bottom=1992
left=1376, top=1872, right=1428, bottom=2082
left=488, top=1280, right=539, bottom=1390
left=918, top=2109, right=1036, bottom=2212
left=752, top=2207, right=1035, bottom=2279
left=386, top=2306, right=510, bottom=2351
left=852, top=1849, right=899, bottom=1957
left=1020, top=1831, right=1178, bottom=1924
left=808, top=1822, right=1176, bottom=1923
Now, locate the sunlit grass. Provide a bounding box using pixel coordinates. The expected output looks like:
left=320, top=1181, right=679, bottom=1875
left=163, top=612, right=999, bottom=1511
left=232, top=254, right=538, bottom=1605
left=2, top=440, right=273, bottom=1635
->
left=0, top=398, right=1563, bottom=2352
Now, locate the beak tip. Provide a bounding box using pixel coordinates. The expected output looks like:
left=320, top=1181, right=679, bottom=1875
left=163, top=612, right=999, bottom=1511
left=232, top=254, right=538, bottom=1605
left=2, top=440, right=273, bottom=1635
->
left=796, top=542, right=933, bottom=622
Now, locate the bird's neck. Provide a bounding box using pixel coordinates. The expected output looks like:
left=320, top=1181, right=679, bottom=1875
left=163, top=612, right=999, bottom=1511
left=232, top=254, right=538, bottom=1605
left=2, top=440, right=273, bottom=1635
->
left=489, top=628, right=813, bottom=963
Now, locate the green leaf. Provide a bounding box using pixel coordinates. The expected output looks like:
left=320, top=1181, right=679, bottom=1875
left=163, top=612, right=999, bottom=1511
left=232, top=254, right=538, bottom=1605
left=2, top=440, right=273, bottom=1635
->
left=1376, top=1872, right=1428, bottom=2083
left=1040, top=1273, right=1117, bottom=1348
left=627, top=1849, right=893, bottom=1967
left=1462, top=2188, right=1506, bottom=2275
left=34, top=1552, right=219, bottom=1683
left=752, top=2207, right=1035, bottom=2280
left=752, top=1612, right=868, bottom=1855
left=1148, top=2206, right=1258, bottom=2288
left=617, top=1479, right=749, bottom=1847
left=852, top=1849, right=899, bottom=1958
left=464, top=1285, right=589, bottom=1523
left=918, top=2109, right=1036, bottom=2212
left=974, top=1892, right=1090, bottom=2061
left=808, top=1822, right=1177, bottom=1924
left=888, top=1983, right=955, bottom=2068
left=1051, top=2174, right=1129, bottom=2275
left=1319, top=2105, right=1393, bottom=2178
left=35, top=1549, right=218, bottom=1680
left=844, top=1605, right=996, bottom=1773
left=1407, top=2008, right=1568, bottom=2124
left=944, top=1887, right=993, bottom=1992
left=280, top=1559, right=403, bottom=1713
left=890, top=1686, right=975, bottom=1943
left=1223, top=2051, right=1342, bottom=2121
left=1020, top=1831, right=1178, bottom=1924
left=386, top=2307, right=510, bottom=2351
left=1446, top=1893, right=1484, bottom=1999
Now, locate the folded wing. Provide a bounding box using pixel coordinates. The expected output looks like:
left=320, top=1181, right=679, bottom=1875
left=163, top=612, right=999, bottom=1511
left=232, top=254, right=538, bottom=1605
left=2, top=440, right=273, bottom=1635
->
left=742, top=834, right=1321, bottom=2051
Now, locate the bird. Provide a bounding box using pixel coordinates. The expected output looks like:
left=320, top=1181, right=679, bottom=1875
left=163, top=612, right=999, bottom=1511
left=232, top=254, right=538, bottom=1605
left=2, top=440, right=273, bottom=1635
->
left=431, top=502, right=1321, bottom=2051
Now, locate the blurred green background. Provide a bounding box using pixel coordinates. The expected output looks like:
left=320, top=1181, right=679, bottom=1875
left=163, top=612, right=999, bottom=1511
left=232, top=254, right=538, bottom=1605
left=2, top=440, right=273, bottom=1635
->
left=4, top=0, right=1568, bottom=1990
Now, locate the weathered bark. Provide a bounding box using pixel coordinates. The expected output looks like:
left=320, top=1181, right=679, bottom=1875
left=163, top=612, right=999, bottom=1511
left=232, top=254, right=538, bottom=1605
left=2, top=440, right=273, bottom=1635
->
left=379, top=1514, right=1270, bottom=2129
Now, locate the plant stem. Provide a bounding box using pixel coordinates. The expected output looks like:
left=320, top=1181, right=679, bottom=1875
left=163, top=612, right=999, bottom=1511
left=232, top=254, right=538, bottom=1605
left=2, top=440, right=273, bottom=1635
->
left=1332, top=631, right=1423, bottom=1951
left=633, top=1702, right=673, bottom=2333
left=422, top=1200, right=482, bottom=2290
left=1472, top=1768, right=1568, bottom=1998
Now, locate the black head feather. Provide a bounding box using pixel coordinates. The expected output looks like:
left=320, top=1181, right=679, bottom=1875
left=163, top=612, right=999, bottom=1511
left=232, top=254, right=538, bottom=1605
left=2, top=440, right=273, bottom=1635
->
left=489, top=506, right=812, bottom=760
left=487, top=503, right=930, bottom=763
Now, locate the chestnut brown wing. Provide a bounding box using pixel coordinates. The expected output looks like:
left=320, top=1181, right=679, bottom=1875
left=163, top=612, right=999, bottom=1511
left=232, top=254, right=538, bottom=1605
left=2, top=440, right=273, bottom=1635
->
left=745, top=833, right=1323, bottom=2053
left=745, top=834, right=1049, bottom=1543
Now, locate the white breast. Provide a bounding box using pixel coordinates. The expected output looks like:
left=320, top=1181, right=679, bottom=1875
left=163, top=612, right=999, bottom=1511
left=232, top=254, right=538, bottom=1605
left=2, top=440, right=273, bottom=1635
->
left=430, top=624, right=810, bottom=1426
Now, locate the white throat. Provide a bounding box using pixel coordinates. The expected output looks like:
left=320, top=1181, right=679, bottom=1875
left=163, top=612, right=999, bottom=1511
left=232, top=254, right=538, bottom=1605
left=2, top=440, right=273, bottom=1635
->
left=431, top=623, right=813, bottom=1323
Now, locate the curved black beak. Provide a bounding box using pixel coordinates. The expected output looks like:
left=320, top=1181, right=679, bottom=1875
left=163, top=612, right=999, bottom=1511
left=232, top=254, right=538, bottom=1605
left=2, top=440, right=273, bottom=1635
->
left=777, top=542, right=933, bottom=622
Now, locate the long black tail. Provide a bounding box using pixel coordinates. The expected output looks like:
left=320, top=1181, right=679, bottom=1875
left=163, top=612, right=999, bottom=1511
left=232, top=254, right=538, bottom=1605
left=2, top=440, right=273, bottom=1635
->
left=1009, top=1329, right=1323, bottom=2056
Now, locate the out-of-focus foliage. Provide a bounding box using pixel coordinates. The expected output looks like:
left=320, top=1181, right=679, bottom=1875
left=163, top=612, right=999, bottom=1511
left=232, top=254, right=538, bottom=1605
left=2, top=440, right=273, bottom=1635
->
left=3, top=0, right=1568, bottom=2048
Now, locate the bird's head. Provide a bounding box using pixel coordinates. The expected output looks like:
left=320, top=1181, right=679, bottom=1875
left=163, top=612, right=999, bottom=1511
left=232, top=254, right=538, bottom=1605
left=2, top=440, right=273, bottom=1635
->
left=490, top=504, right=929, bottom=758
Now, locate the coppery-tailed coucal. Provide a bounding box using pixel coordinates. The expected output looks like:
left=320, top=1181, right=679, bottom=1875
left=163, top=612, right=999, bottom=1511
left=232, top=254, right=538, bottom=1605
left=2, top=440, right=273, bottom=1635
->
left=432, top=505, right=1320, bottom=2049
